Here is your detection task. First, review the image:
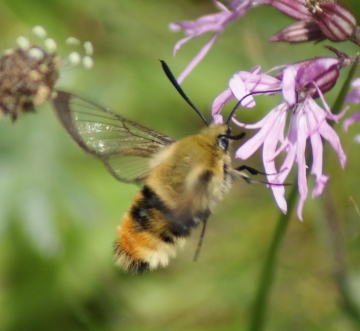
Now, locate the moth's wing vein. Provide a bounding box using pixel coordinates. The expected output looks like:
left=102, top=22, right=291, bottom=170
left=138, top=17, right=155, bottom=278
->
left=51, top=90, right=176, bottom=184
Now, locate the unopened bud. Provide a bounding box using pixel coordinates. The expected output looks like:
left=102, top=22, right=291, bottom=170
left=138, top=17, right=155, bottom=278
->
left=276, top=57, right=340, bottom=99
left=270, top=20, right=323, bottom=43
left=268, top=0, right=312, bottom=21
left=301, top=58, right=340, bottom=96
left=307, top=1, right=357, bottom=42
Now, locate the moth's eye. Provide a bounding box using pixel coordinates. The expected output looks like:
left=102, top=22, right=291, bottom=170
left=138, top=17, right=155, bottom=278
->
left=217, top=135, right=229, bottom=151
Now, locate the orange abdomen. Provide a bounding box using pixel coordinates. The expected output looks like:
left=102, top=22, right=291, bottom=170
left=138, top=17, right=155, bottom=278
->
left=114, top=186, right=192, bottom=273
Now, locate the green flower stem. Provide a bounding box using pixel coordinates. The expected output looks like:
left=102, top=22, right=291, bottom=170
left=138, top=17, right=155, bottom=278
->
left=248, top=186, right=297, bottom=331
left=322, top=191, right=360, bottom=328
left=332, top=52, right=359, bottom=115
left=337, top=277, right=360, bottom=327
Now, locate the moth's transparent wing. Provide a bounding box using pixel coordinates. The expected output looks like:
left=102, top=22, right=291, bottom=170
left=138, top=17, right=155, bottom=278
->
left=51, top=91, right=176, bottom=184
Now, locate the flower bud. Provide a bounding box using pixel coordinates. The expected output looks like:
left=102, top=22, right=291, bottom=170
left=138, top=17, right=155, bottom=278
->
left=275, top=57, right=340, bottom=98
left=268, top=0, right=311, bottom=20
left=270, top=20, right=323, bottom=43
left=307, top=1, right=357, bottom=42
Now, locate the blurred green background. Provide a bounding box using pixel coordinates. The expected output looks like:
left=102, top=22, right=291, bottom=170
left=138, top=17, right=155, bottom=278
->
left=1, top=1, right=360, bottom=330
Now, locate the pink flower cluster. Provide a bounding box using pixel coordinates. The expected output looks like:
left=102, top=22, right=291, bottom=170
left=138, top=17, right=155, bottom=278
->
left=170, top=0, right=359, bottom=219
left=212, top=58, right=347, bottom=219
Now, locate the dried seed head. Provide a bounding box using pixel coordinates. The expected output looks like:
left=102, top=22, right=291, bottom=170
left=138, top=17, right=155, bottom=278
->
left=0, top=45, right=60, bottom=120
left=0, top=27, right=94, bottom=120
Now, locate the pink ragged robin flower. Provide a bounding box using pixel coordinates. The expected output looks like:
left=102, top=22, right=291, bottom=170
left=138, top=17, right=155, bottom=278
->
left=170, top=0, right=359, bottom=81
left=170, top=0, right=275, bottom=83
left=169, top=0, right=316, bottom=82
left=212, top=56, right=347, bottom=219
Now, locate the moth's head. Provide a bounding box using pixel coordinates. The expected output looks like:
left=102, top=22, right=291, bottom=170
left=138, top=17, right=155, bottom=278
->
left=199, top=124, right=244, bottom=153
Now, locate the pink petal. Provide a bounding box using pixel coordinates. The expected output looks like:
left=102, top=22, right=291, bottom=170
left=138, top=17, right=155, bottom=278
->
left=282, top=66, right=297, bottom=106
left=236, top=70, right=281, bottom=92
left=263, top=105, right=287, bottom=162
left=351, top=78, right=360, bottom=88
left=169, top=11, right=228, bottom=36
left=177, top=32, right=220, bottom=83
left=235, top=107, right=284, bottom=159
left=295, top=112, right=309, bottom=221
left=312, top=174, right=329, bottom=198
left=319, top=120, right=347, bottom=168
left=347, top=89, right=360, bottom=103
left=269, top=139, right=297, bottom=215
left=212, top=88, right=234, bottom=116
left=213, top=0, right=231, bottom=12
left=269, top=184, right=287, bottom=214
left=172, top=35, right=196, bottom=55
left=229, top=75, right=255, bottom=108
left=343, top=111, right=360, bottom=131
left=262, top=119, right=288, bottom=213
left=309, top=131, right=329, bottom=198
left=232, top=102, right=287, bottom=130
left=309, top=132, right=323, bottom=178
left=312, top=83, right=346, bottom=123
left=212, top=114, right=224, bottom=124
left=277, top=141, right=296, bottom=183
left=307, top=98, right=347, bottom=168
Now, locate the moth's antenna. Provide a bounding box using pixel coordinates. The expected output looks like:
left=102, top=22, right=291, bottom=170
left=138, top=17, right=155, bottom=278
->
left=160, top=60, right=209, bottom=126
left=193, top=218, right=208, bottom=262
left=225, top=89, right=282, bottom=125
